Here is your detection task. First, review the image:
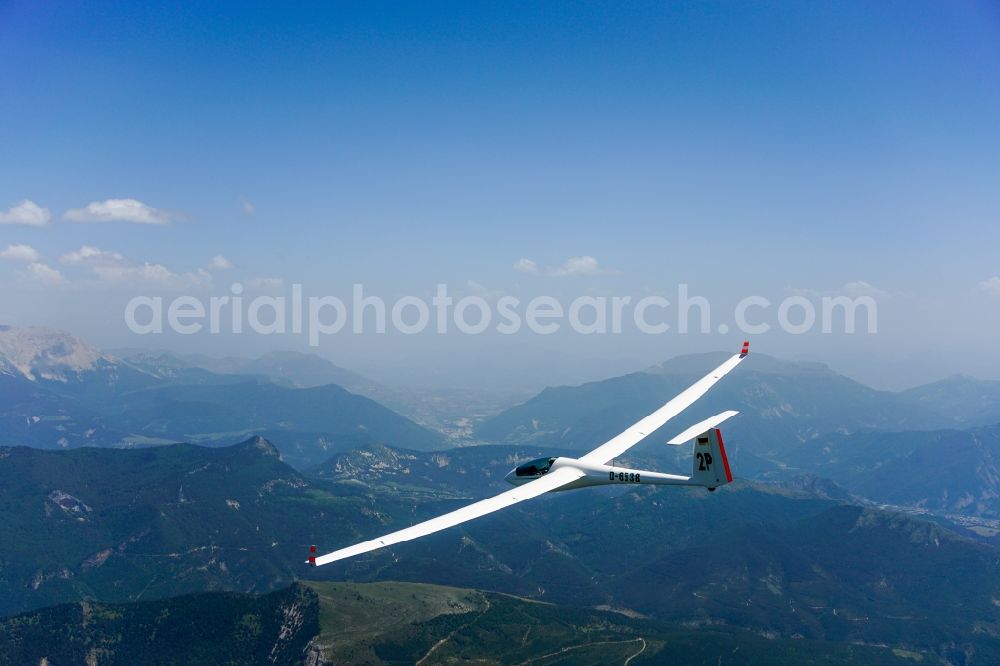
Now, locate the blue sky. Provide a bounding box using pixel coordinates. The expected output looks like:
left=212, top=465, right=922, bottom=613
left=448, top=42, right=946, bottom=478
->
left=1, top=1, right=998, bottom=387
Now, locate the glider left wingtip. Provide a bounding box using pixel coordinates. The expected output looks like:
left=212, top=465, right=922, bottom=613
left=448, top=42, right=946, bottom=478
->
left=740, top=340, right=750, bottom=358
left=306, top=545, right=317, bottom=566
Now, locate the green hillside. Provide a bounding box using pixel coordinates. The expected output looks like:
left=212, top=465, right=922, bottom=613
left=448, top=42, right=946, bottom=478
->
left=0, top=584, right=318, bottom=666
left=0, top=581, right=934, bottom=665
left=0, top=437, right=406, bottom=615
left=307, top=580, right=932, bottom=665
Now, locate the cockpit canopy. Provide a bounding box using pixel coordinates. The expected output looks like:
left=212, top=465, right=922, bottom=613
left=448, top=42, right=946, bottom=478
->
left=514, top=457, right=556, bottom=477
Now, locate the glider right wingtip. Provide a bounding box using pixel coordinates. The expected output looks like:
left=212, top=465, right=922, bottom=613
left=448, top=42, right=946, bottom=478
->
left=740, top=340, right=749, bottom=358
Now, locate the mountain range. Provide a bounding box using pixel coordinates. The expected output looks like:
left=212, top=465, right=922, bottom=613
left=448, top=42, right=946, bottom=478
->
left=4, top=436, right=1000, bottom=662
left=116, top=345, right=522, bottom=441
left=7, top=326, right=1000, bottom=470
left=476, top=351, right=1000, bottom=471
left=0, top=326, right=443, bottom=466
left=6, top=326, right=1000, bottom=661
left=116, top=347, right=378, bottom=395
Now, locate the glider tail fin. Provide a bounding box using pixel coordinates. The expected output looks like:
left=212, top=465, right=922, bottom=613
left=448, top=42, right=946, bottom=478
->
left=691, top=428, right=733, bottom=491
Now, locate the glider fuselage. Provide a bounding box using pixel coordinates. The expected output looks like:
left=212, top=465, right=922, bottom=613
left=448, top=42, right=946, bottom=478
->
left=504, top=456, right=698, bottom=491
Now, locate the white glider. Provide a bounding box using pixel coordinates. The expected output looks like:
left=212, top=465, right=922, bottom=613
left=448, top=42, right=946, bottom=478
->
left=309, top=341, right=750, bottom=566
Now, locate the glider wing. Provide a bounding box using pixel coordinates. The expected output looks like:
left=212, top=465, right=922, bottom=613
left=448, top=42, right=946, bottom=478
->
left=312, top=465, right=584, bottom=566
left=578, top=342, right=748, bottom=465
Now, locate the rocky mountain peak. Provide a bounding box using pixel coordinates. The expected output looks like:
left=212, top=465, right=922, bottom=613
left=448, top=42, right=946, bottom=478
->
left=0, top=326, right=112, bottom=382
left=235, top=435, right=281, bottom=457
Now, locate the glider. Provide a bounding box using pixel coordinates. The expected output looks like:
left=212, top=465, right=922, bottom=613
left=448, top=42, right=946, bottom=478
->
left=309, top=341, right=749, bottom=566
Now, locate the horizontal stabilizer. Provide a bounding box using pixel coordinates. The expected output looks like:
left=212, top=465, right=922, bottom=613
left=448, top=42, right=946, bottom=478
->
left=667, top=410, right=739, bottom=445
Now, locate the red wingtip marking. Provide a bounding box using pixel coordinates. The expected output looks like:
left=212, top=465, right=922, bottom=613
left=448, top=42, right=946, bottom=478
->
left=740, top=341, right=749, bottom=357
left=308, top=545, right=317, bottom=565
left=715, top=428, right=733, bottom=483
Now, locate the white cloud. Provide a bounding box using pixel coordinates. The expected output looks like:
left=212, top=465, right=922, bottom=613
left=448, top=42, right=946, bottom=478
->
left=513, top=258, right=539, bottom=275
left=0, top=244, right=41, bottom=262
left=59, top=245, right=127, bottom=266
left=0, top=200, right=51, bottom=226
left=980, top=276, right=1000, bottom=297
left=207, top=255, right=234, bottom=271
left=93, top=262, right=211, bottom=289
left=241, top=198, right=255, bottom=215
left=546, top=255, right=619, bottom=277
left=21, top=262, right=66, bottom=286
left=50, top=244, right=211, bottom=290
left=2, top=242, right=216, bottom=291
left=247, top=277, right=284, bottom=290
left=92, top=263, right=172, bottom=283
left=64, top=198, right=172, bottom=225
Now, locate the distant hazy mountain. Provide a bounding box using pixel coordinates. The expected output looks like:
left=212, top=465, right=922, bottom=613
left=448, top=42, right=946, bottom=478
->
left=476, top=352, right=1000, bottom=467
left=900, top=374, right=1000, bottom=426
left=0, top=327, right=444, bottom=464
left=120, top=347, right=379, bottom=394
left=109, top=378, right=444, bottom=466
left=787, top=423, right=1000, bottom=518
left=116, top=347, right=513, bottom=440
left=108, top=348, right=258, bottom=386
left=0, top=325, right=114, bottom=382
left=0, top=329, right=144, bottom=448
left=0, top=326, right=160, bottom=400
